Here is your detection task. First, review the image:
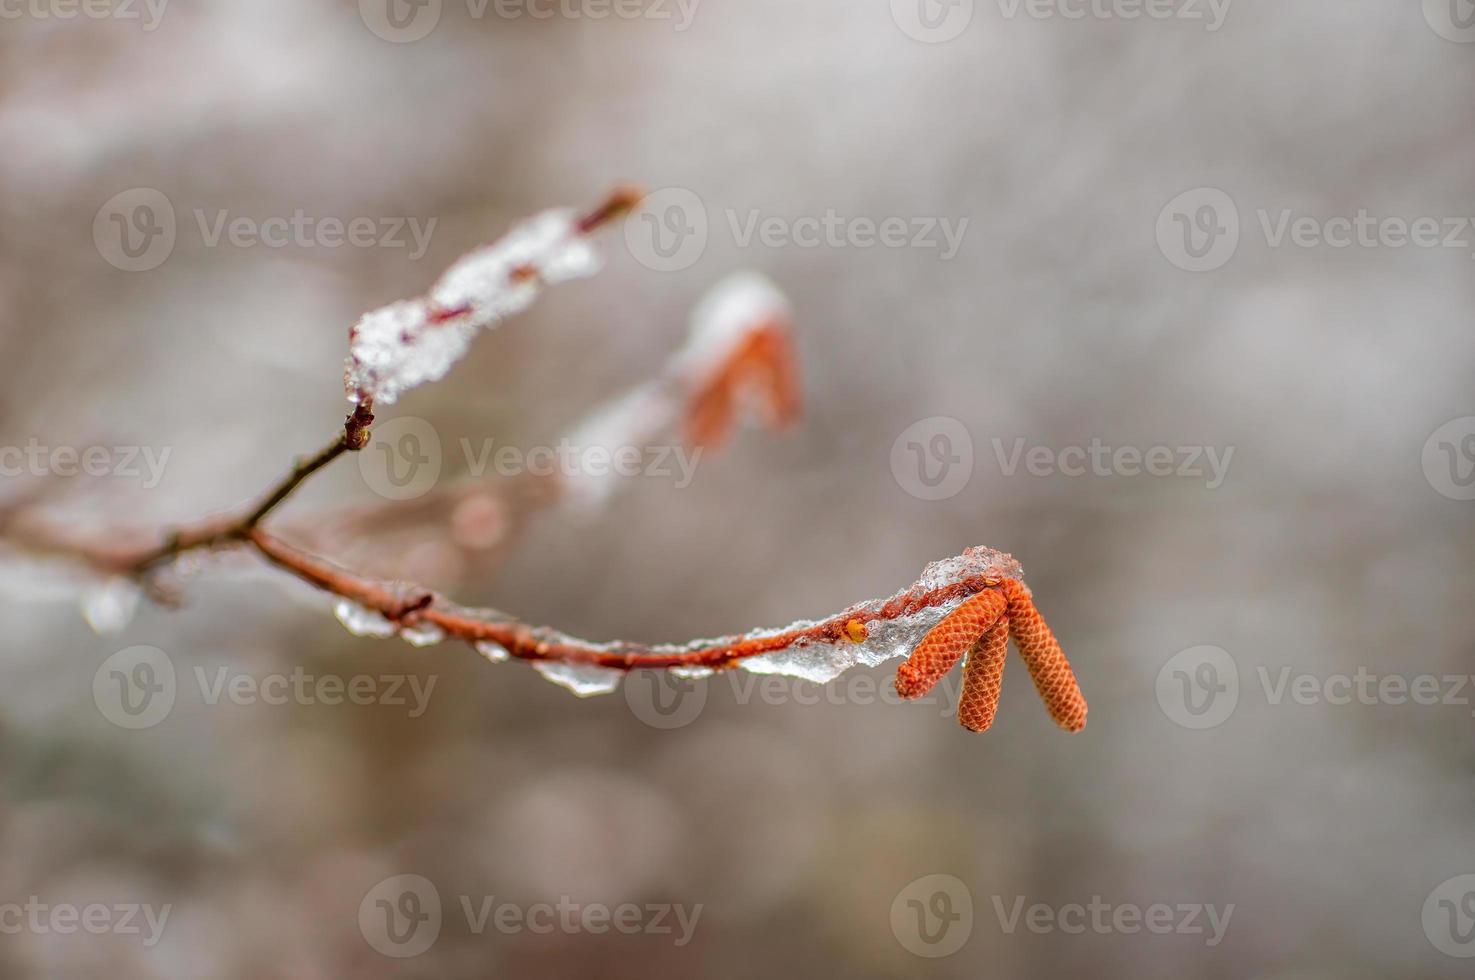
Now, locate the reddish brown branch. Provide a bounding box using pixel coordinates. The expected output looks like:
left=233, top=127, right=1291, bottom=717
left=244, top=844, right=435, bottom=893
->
left=246, top=528, right=1003, bottom=672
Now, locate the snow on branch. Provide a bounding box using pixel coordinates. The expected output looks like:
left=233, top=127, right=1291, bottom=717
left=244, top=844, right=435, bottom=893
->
left=345, top=195, right=630, bottom=406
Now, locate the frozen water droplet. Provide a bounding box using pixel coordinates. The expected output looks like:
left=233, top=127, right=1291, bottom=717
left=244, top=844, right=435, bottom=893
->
left=475, top=640, right=511, bottom=663
left=334, top=599, right=396, bottom=638
left=669, top=665, right=714, bottom=680
left=399, top=620, right=445, bottom=647
left=532, top=661, right=623, bottom=697
left=80, top=577, right=141, bottom=635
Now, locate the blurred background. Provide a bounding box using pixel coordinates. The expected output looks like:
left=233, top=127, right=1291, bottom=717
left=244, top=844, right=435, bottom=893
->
left=1, top=0, right=1473, bottom=976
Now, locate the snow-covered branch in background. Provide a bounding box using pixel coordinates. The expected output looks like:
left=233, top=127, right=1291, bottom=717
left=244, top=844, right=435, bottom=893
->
left=560, top=270, right=798, bottom=507
left=345, top=202, right=616, bottom=407
left=0, top=186, right=1085, bottom=734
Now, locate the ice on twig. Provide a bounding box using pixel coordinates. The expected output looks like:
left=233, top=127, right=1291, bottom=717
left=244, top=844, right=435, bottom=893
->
left=669, top=665, right=714, bottom=680
left=524, top=546, right=1023, bottom=694
left=333, top=599, right=397, bottom=638
left=475, top=640, right=511, bottom=663
left=80, top=577, right=142, bottom=636
left=345, top=208, right=603, bottom=405
left=532, top=660, right=623, bottom=697
left=399, top=620, right=446, bottom=648
left=735, top=547, right=1022, bottom=683
left=322, top=547, right=1020, bottom=699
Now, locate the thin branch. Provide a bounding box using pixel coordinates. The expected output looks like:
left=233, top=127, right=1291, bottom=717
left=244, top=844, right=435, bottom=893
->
left=246, top=528, right=1001, bottom=671
left=2, top=188, right=645, bottom=586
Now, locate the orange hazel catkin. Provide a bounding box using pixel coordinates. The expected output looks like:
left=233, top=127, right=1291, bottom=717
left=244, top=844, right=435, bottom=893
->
left=894, top=579, right=1087, bottom=733
left=893, top=590, right=1008, bottom=700
left=957, top=617, right=1010, bottom=733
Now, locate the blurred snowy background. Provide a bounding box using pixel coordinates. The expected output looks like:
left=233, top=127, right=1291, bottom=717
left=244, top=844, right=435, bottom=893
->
left=1, top=0, right=1474, bottom=976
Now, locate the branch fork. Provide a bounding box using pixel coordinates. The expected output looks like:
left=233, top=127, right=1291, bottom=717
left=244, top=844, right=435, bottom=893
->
left=0, top=186, right=1087, bottom=735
